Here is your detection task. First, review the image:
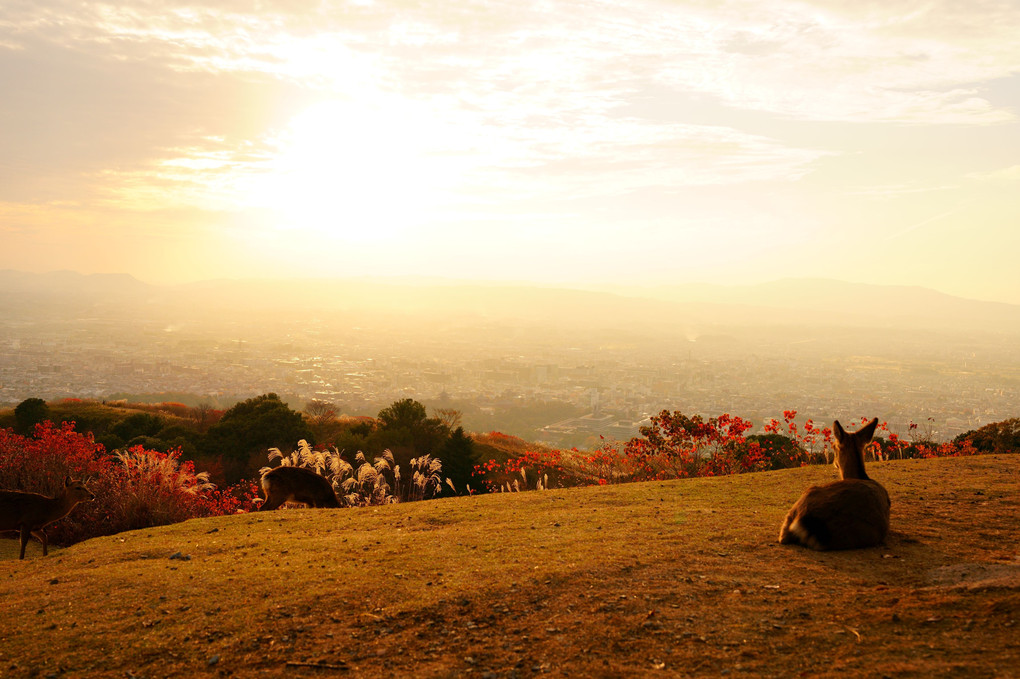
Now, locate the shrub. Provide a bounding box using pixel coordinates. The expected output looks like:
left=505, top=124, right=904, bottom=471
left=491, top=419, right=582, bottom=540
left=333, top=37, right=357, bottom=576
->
left=954, top=418, right=1020, bottom=455
left=261, top=440, right=444, bottom=507
left=14, top=398, right=50, bottom=436
left=474, top=410, right=998, bottom=493
left=0, top=422, right=251, bottom=549
left=202, top=393, right=313, bottom=484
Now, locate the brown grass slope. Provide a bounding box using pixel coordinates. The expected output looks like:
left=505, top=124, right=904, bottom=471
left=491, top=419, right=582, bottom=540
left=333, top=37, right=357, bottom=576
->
left=2, top=455, right=1018, bottom=678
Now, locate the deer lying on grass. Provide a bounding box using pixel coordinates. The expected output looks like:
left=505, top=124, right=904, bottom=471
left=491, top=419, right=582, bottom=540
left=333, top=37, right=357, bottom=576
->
left=0, top=477, right=95, bottom=559
left=259, top=466, right=340, bottom=511
left=779, top=418, right=890, bottom=550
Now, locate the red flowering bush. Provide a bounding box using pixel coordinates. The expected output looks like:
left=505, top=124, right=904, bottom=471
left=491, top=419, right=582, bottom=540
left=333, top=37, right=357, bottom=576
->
left=475, top=410, right=995, bottom=493
left=0, top=422, right=255, bottom=550
left=622, top=411, right=754, bottom=479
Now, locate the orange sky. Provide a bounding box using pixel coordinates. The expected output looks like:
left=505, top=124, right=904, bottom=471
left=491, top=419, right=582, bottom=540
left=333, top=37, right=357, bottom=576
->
left=1, top=1, right=1018, bottom=303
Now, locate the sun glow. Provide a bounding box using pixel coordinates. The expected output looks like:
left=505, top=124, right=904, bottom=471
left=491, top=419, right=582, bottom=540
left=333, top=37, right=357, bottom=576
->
left=245, top=98, right=461, bottom=243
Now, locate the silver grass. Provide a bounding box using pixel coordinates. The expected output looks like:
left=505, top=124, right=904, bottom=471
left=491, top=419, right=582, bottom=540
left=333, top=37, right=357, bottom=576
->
left=114, top=449, right=215, bottom=494
left=334, top=459, right=353, bottom=478
left=357, top=464, right=378, bottom=484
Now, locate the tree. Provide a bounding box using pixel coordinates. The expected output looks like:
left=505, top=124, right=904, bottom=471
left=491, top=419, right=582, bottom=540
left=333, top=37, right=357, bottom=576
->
left=744, top=433, right=808, bottom=470
left=305, top=399, right=339, bottom=426
left=191, top=402, right=220, bottom=433
left=955, top=418, right=1020, bottom=454
left=305, top=399, right=343, bottom=446
left=376, top=399, right=449, bottom=468
left=200, top=393, right=312, bottom=483
left=14, top=398, right=50, bottom=436
left=433, top=408, right=463, bottom=430
left=438, top=427, right=478, bottom=495
left=111, top=413, right=163, bottom=442
left=378, top=399, right=430, bottom=431
left=624, top=410, right=753, bottom=479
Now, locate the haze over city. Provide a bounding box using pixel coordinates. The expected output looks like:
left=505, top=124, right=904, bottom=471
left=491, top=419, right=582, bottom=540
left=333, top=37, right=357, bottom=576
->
left=2, top=270, right=1018, bottom=448
left=1, top=1, right=1019, bottom=304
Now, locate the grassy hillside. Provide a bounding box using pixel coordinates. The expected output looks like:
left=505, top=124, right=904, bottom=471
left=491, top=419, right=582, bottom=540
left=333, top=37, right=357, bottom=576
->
left=0, top=400, right=194, bottom=437
left=2, top=455, right=1018, bottom=678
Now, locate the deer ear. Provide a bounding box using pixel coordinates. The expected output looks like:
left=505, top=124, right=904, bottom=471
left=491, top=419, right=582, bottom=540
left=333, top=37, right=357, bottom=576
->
left=858, top=417, right=879, bottom=442
left=64, top=475, right=72, bottom=486
left=833, top=420, right=846, bottom=440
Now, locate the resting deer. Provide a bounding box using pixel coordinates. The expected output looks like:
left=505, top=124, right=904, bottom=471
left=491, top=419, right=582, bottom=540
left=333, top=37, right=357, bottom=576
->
left=779, top=418, right=890, bottom=550
left=259, top=466, right=340, bottom=511
left=0, top=477, right=95, bottom=559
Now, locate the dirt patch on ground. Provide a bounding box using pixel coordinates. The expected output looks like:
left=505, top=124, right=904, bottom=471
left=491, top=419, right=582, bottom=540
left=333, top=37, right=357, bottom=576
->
left=927, top=561, right=1020, bottom=591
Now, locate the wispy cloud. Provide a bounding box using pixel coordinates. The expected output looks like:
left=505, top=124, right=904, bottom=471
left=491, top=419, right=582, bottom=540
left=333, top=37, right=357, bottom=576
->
left=967, top=164, right=1020, bottom=185
left=0, top=0, right=1018, bottom=298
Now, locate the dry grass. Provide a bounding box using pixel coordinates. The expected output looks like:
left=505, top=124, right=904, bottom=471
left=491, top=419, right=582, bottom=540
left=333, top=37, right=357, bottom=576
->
left=1, top=455, right=1018, bottom=678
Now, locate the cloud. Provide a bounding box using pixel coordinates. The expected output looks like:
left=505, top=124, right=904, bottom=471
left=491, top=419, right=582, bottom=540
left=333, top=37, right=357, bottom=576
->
left=967, top=164, right=1020, bottom=185
left=7, top=1, right=1016, bottom=127
left=1, top=0, right=1018, bottom=293
left=1, top=2, right=835, bottom=214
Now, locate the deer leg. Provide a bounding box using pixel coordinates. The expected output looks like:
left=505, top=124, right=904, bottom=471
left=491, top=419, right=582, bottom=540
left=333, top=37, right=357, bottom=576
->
left=33, top=530, right=48, bottom=556
left=259, top=496, right=284, bottom=511
left=19, top=526, right=30, bottom=559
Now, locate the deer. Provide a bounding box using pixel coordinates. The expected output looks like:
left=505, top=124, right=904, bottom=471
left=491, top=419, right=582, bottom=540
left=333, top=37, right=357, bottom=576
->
left=0, top=476, right=95, bottom=559
left=779, top=418, right=890, bottom=551
left=259, top=465, right=340, bottom=511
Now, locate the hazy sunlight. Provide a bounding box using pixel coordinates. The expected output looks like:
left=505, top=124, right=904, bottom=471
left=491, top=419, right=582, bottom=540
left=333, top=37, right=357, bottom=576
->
left=1, top=0, right=1018, bottom=301
left=244, top=99, right=460, bottom=244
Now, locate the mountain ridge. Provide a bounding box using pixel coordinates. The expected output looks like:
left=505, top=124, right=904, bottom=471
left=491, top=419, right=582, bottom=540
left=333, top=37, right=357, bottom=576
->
left=2, top=269, right=1018, bottom=333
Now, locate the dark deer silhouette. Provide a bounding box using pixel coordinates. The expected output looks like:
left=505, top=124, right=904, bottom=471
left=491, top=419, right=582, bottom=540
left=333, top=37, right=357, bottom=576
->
left=779, top=418, right=890, bottom=550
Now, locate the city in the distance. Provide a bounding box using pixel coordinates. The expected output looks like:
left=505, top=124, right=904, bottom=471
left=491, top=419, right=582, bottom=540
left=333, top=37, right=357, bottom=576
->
left=3, top=268, right=1017, bottom=446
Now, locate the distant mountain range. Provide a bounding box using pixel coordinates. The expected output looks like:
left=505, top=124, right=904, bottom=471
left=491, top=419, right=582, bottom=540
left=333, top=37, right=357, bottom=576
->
left=612, top=278, right=1020, bottom=332
left=2, top=269, right=1018, bottom=334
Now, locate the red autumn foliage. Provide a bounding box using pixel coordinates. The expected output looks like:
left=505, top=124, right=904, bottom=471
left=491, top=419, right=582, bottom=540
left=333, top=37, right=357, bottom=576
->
left=0, top=422, right=256, bottom=550
left=474, top=410, right=989, bottom=492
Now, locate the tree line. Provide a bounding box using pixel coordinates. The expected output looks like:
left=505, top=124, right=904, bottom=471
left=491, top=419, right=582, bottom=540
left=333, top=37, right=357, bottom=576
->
left=10, top=395, right=479, bottom=493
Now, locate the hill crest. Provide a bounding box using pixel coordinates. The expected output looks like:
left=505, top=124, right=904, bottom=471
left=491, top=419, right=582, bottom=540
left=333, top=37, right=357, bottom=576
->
left=2, top=454, right=1017, bottom=677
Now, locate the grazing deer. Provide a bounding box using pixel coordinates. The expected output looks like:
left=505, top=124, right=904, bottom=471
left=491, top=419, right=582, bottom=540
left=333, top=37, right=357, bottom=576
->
left=259, top=466, right=340, bottom=511
left=779, top=418, right=890, bottom=551
left=0, top=477, right=95, bottom=559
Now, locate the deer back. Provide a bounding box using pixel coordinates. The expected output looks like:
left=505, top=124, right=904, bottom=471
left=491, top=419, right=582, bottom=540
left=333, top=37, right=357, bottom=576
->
left=780, top=478, right=890, bottom=550
left=260, top=466, right=340, bottom=510
left=0, top=478, right=94, bottom=531
left=779, top=418, right=890, bottom=550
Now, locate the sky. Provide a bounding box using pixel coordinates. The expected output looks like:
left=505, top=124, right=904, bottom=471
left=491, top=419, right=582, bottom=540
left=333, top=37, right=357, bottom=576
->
left=1, top=0, right=1019, bottom=303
